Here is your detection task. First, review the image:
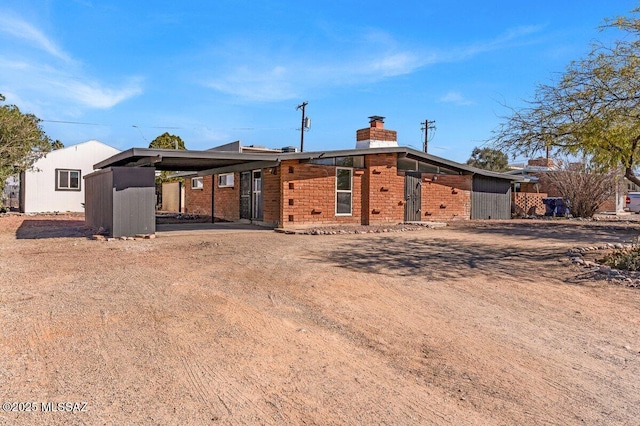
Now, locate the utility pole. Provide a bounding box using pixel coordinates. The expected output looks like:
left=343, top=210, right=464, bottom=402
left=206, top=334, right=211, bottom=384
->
left=420, top=119, right=436, bottom=153
left=296, top=101, right=308, bottom=152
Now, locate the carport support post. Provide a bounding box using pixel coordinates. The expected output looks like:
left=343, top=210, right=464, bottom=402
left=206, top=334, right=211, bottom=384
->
left=211, top=174, right=215, bottom=224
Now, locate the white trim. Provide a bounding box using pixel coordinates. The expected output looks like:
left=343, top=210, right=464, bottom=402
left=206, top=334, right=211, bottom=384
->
left=335, top=167, right=353, bottom=216
left=191, top=177, right=204, bottom=189
left=217, top=173, right=235, bottom=187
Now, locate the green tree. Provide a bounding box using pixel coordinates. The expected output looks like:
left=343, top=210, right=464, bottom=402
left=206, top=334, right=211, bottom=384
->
left=148, top=132, right=186, bottom=150
left=148, top=132, right=186, bottom=184
left=0, top=94, right=60, bottom=193
left=493, top=8, right=640, bottom=186
left=466, top=147, right=509, bottom=171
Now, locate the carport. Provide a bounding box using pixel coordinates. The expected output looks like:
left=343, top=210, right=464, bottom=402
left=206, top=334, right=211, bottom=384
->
left=85, top=148, right=281, bottom=237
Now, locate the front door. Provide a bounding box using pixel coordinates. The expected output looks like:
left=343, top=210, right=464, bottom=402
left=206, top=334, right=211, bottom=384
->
left=252, top=170, right=263, bottom=220
left=240, top=171, right=251, bottom=220
left=404, top=173, right=422, bottom=221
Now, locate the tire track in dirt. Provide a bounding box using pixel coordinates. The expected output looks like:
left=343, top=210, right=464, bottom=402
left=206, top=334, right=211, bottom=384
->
left=169, top=341, right=276, bottom=424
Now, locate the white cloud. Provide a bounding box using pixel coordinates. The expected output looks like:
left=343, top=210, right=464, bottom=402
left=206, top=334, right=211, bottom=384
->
left=54, top=77, right=144, bottom=109
left=0, top=12, right=72, bottom=62
left=0, top=11, right=142, bottom=113
left=201, top=25, right=542, bottom=102
left=439, top=91, right=474, bottom=106
left=203, top=45, right=426, bottom=102
left=206, top=65, right=297, bottom=102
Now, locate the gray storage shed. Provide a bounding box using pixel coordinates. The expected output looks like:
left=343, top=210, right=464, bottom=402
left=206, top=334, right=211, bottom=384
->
left=471, top=175, right=512, bottom=219
left=84, top=167, right=156, bottom=237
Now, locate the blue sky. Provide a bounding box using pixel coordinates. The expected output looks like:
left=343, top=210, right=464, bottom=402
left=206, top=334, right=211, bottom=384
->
left=1, top=1, right=638, bottom=163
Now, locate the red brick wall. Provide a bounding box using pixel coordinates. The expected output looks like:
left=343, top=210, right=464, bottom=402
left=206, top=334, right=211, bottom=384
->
left=356, top=127, right=397, bottom=142
left=263, top=168, right=281, bottom=226
left=281, top=160, right=362, bottom=227
left=184, top=176, right=212, bottom=215
left=420, top=174, right=471, bottom=221
left=364, top=154, right=404, bottom=224
left=214, top=173, right=240, bottom=221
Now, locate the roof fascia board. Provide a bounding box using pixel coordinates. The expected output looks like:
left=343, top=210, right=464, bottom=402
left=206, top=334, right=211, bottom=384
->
left=197, top=160, right=281, bottom=176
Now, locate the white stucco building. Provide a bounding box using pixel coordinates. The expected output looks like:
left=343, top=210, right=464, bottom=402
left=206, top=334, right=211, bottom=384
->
left=20, top=140, right=120, bottom=213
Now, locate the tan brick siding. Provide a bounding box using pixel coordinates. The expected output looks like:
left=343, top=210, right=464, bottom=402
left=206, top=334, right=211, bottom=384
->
left=420, top=174, right=471, bottom=221
left=364, top=154, right=404, bottom=224
left=263, top=168, right=281, bottom=226
left=184, top=176, right=213, bottom=215
left=281, top=160, right=362, bottom=227
left=185, top=154, right=477, bottom=227
left=214, top=173, right=240, bottom=221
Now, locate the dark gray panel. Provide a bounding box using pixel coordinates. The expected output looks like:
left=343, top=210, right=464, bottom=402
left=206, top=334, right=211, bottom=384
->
left=84, top=167, right=156, bottom=237
left=112, top=167, right=155, bottom=190
left=240, top=171, right=251, bottom=220
left=471, top=176, right=512, bottom=220
left=112, top=186, right=156, bottom=237
left=404, top=173, right=422, bottom=221
left=84, top=169, right=114, bottom=233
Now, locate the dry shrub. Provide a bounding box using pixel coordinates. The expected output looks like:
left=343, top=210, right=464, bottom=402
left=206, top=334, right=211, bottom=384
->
left=544, top=162, right=617, bottom=218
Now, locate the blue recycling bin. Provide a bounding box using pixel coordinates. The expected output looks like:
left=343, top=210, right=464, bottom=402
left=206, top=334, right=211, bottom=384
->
left=542, top=197, right=569, bottom=216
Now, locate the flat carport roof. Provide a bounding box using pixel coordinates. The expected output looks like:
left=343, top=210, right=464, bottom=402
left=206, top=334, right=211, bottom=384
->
left=94, top=146, right=520, bottom=181
left=94, top=148, right=281, bottom=172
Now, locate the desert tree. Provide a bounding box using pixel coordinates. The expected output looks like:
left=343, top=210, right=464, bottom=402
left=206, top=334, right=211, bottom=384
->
left=493, top=8, right=640, bottom=187
left=466, top=147, right=509, bottom=172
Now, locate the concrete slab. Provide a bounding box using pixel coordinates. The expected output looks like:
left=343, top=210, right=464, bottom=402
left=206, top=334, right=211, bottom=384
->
left=404, top=221, right=448, bottom=228
left=156, top=222, right=273, bottom=236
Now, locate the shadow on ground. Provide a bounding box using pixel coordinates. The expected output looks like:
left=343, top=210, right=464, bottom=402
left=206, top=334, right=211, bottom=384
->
left=16, top=219, right=89, bottom=239
left=317, top=236, right=564, bottom=282
left=449, top=220, right=640, bottom=245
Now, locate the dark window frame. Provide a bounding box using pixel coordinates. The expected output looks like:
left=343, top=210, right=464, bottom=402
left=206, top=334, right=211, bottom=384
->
left=55, top=169, right=81, bottom=191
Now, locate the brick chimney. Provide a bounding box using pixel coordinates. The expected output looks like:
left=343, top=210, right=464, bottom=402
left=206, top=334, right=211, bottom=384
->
left=355, top=116, right=398, bottom=149
left=527, top=157, right=555, bottom=168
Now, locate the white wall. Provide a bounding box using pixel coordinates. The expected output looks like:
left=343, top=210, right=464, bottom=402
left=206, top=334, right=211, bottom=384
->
left=23, top=140, right=120, bottom=213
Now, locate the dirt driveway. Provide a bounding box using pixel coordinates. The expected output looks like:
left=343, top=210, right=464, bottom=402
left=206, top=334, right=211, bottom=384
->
left=0, top=216, right=639, bottom=425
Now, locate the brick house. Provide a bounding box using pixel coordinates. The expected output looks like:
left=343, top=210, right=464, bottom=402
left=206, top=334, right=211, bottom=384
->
left=179, top=117, right=515, bottom=227
left=88, top=117, right=517, bottom=235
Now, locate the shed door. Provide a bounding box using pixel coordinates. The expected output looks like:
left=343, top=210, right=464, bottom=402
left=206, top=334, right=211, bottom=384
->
left=471, top=176, right=511, bottom=219
left=240, top=171, right=251, bottom=220
left=404, top=173, right=422, bottom=221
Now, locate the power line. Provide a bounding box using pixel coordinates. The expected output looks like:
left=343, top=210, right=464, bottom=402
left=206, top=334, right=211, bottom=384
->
left=41, top=119, right=101, bottom=126
left=132, top=125, right=148, bottom=143
left=40, top=119, right=296, bottom=132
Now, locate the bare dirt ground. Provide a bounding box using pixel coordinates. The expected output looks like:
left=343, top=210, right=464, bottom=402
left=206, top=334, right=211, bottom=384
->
left=0, top=215, right=639, bottom=425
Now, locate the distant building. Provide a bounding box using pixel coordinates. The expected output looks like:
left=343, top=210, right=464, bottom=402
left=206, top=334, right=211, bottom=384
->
left=19, top=140, right=120, bottom=213
left=507, top=157, right=627, bottom=214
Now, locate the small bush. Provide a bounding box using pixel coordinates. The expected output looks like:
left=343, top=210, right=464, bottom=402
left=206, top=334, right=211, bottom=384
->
left=599, top=247, right=640, bottom=271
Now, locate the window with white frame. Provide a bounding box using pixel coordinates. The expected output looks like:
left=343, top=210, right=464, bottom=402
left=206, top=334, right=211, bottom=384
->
left=56, top=169, right=81, bottom=191
left=218, top=173, right=234, bottom=188
left=191, top=177, right=204, bottom=189
left=335, top=167, right=352, bottom=215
